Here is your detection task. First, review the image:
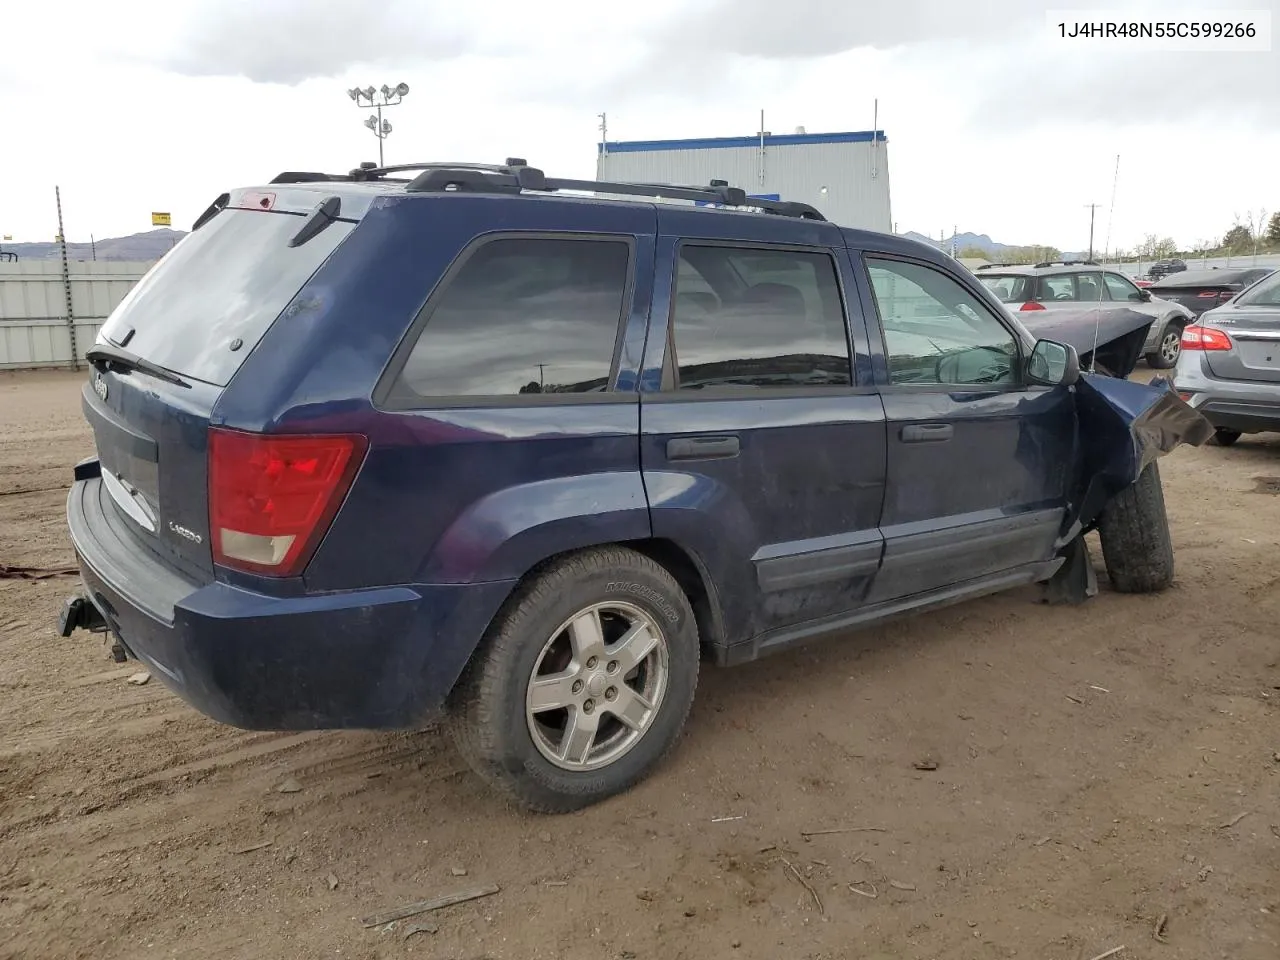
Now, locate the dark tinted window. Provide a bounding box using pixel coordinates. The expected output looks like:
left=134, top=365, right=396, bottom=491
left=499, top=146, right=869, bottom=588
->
left=97, top=209, right=353, bottom=386
left=670, top=246, right=851, bottom=389
left=395, top=238, right=630, bottom=398
left=867, top=257, right=1019, bottom=386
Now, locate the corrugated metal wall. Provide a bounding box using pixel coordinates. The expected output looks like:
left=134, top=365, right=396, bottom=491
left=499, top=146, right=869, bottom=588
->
left=597, top=135, right=892, bottom=232
left=0, top=260, right=153, bottom=370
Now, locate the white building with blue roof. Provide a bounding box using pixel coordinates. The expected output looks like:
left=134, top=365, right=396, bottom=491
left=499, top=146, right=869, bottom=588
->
left=596, top=128, right=891, bottom=232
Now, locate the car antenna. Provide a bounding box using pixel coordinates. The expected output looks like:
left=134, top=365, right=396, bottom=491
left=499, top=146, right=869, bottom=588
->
left=1088, top=153, right=1121, bottom=374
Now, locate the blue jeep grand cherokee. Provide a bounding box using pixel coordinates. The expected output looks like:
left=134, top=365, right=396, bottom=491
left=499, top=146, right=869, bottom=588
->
left=60, top=160, right=1207, bottom=811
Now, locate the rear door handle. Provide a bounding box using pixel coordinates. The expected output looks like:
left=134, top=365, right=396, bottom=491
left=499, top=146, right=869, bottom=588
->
left=901, top=423, right=953, bottom=443
left=666, top=436, right=741, bottom=460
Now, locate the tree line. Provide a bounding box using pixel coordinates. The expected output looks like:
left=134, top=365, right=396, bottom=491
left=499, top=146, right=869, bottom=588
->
left=958, top=211, right=1280, bottom=265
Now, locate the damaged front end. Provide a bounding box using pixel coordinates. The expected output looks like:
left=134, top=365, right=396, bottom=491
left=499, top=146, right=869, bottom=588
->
left=1043, top=373, right=1213, bottom=603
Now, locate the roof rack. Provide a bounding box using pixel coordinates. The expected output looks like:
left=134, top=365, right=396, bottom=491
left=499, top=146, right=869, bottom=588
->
left=973, top=262, right=1021, bottom=270
left=267, top=159, right=826, bottom=220
left=1034, top=259, right=1100, bottom=268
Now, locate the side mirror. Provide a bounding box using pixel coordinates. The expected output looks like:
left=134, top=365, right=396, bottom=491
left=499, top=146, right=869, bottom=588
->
left=1138, top=289, right=1153, bottom=302
left=1028, top=339, right=1080, bottom=387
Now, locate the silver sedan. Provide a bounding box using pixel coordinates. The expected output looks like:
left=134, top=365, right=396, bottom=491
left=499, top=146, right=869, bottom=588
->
left=1173, top=270, right=1280, bottom=445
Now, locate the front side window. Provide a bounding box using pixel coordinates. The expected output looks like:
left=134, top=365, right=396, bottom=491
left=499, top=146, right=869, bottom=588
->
left=866, top=257, right=1019, bottom=386
left=668, top=245, right=852, bottom=390
left=394, top=237, right=630, bottom=399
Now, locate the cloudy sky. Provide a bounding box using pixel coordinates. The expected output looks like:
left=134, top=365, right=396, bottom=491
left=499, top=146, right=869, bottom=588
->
left=2, top=0, right=1276, bottom=251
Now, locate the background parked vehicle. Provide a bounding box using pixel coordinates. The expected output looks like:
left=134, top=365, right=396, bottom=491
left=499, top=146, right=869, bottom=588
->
left=1149, top=266, right=1276, bottom=318
left=1173, top=268, right=1280, bottom=446
left=1148, top=258, right=1188, bottom=280
left=975, top=261, right=1194, bottom=369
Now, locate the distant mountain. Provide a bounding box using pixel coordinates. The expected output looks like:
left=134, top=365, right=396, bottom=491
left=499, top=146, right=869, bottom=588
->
left=901, top=230, right=1080, bottom=260
left=0, top=229, right=187, bottom=262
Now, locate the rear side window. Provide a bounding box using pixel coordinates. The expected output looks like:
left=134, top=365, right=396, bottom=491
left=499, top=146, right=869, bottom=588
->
left=668, top=245, right=851, bottom=389
left=1103, top=273, right=1141, bottom=301
left=97, top=209, right=353, bottom=386
left=393, top=237, right=630, bottom=399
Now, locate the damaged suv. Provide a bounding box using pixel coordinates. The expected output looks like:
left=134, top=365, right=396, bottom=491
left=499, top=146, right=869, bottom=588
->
left=59, top=161, right=1211, bottom=811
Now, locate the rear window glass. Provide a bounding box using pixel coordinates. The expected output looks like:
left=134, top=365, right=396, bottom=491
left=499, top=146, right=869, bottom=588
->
left=1237, top=270, right=1280, bottom=306
left=97, top=208, right=352, bottom=386
left=977, top=274, right=1033, bottom=303
left=392, top=237, right=630, bottom=399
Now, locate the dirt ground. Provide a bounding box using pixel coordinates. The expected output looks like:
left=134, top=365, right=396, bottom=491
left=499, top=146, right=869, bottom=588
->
left=1, top=368, right=1277, bottom=960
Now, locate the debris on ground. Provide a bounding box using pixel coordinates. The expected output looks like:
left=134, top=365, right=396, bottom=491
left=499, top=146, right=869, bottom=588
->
left=451, top=866, right=468, bottom=877
left=0, top=564, right=79, bottom=581
left=231, top=841, right=272, bottom=855
left=1153, top=912, right=1169, bottom=944
left=275, top=778, right=303, bottom=794
left=800, top=826, right=887, bottom=839
left=126, top=672, right=150, bottom=686
left=848, top=881, right=878, bottom=899
left=361, top=884, right=500, bottom=928
left=1085, top=947, right=1125, bottom=960
left=1218, top=811, right=1249, bottom=829
left=913, top=759, right=939, bottom=771
left=888, top=880, right=916, bottom=891
left=326, top=874, right=339, bottom=891
left=777, top=857, right=823, bottom=914
left=401, top=920, right=439, bottom=940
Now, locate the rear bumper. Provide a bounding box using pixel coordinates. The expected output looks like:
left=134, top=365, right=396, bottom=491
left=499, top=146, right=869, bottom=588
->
left=1174, top=356, right=1280, bottom=434
left=67, top=475, right=515, bottom=729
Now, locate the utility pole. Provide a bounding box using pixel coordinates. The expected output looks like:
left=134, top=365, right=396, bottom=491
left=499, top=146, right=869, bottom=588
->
left=55, top=186, right=78, bottom=371
left=598, top=113, right=608, bottom=178
left=1084, top=203, right=1099, bottom=260
left=347, top=83, right=410, bottom=167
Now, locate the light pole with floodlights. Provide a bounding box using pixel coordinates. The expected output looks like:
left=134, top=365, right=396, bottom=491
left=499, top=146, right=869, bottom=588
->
left=347, top=83, right=409, bottom=167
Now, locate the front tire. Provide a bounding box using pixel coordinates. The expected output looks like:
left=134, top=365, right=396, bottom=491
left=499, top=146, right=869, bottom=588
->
left=1145, top=323, right=1183, bottom=369
left=1209, top=428, right=1241, bottom=447
left=448, top=546, right=700, bottom=813
left=1097, top=461, right=1175, bottom=593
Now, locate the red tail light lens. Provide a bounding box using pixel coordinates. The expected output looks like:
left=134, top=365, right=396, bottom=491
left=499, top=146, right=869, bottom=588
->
left=208, top=428, right=367, bottom=577
left=1181, top=325, right=1233, bottom=352
left=1019, top=301, right=1046, bottom=312
left=1197, top=291, right=1218, bottom=298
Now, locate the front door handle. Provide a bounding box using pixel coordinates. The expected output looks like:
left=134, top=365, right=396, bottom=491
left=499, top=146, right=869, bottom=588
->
left=666, top=436, right=741, bottom=461
left=901, top=423, right=953, bottom=443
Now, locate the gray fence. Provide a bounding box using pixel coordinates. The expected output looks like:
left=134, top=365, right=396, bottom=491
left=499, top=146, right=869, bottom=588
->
left=0, top=260, right=154, bottom=370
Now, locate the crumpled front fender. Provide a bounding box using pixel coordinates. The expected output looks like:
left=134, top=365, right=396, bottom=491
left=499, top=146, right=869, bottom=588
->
left=1062, top=373, right=1214, bottom=541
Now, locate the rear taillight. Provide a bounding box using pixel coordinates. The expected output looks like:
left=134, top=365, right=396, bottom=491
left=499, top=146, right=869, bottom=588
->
left=1197, top=291, right=1217, bottom=298
left=1181, top=325, right=1233, bottom=352
left=1019, top=301, right=1046, bottom=312
left=208, top=428, right=367, bottom=577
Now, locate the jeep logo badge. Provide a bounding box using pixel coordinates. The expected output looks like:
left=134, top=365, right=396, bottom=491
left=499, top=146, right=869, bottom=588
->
left=92, top=373, right=108, bottom=402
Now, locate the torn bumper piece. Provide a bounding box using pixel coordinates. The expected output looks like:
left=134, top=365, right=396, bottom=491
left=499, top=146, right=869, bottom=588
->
left=1067, top=373, right=1213, bottom=536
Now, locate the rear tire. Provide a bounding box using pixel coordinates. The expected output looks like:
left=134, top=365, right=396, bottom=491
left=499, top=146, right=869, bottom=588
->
left=1097, top=461, right=1175, bottom=594
left=1209, top=428, right=1241, bottom=447
left=447, top=546, right=700, bottom=813
left=1145, top=323, right=1183, bottom=369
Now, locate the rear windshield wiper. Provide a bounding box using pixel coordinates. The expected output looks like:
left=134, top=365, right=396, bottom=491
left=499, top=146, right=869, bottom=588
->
left=86, top=344, right=191, bottom=389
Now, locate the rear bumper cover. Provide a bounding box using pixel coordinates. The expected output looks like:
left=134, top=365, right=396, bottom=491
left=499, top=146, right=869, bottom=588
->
left=1174, top=357, right=1280, bottom=433
left=67, top=473, right=515, bottom=729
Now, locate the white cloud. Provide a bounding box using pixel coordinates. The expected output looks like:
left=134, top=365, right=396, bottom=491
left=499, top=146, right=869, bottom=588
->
left=0, top=0, right=1276, bottom=252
